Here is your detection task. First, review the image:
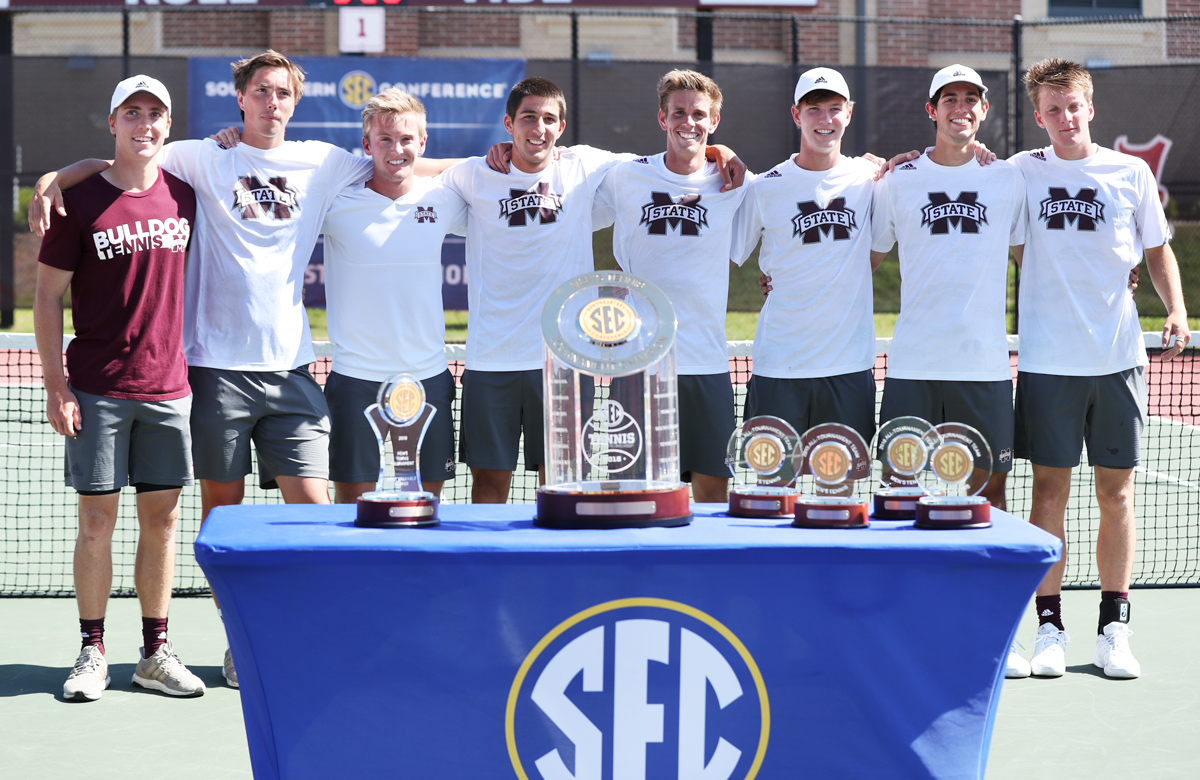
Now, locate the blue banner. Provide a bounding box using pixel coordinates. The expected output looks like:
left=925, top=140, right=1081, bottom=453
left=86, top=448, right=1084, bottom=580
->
left=188, top=56, right=523, bottom=312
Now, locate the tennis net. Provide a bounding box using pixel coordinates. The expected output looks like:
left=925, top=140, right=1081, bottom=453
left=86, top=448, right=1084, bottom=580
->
left=1, top=333, right=1196, bottom=595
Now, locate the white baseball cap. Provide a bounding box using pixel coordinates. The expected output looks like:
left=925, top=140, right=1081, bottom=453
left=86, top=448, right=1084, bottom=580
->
left=110, top=74, right=172, bottom=115
left=928, top=64, right=987, bottom=100
left=794, top=67, right=850, bottom=104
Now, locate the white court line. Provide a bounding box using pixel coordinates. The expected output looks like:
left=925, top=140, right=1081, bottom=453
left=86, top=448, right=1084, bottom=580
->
left=1148, top=414, right=1200, bottom=433
left=1135, top=466, right=1200, bottom=490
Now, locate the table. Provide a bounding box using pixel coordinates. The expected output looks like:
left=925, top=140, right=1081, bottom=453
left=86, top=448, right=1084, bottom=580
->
left=195, top=504, right=1059, bottom=780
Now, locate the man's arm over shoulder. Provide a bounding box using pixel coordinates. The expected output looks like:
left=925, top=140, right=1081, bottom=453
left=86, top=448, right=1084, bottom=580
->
left=29, top=160, right=110, bottom=236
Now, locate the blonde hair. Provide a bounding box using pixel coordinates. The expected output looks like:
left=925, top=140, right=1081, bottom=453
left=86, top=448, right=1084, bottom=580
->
left=231, top=50, right=306, bottom=101
left=361, top=88, right=427, bottom=139
left=1023, top=58, right=1093, bottom=110
left=657, top=69, right=723, bottom=115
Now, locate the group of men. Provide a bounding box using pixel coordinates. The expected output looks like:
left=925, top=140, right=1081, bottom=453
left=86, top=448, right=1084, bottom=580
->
left=30, top=48, right=1187, bottom=703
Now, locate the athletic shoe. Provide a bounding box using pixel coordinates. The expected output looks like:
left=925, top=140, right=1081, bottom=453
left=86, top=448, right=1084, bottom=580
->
left=132, top=640, right=206, bottom=697
left=63, top=645, right=110, bottom=702
left=1093, top=622, right=1140, bottom=679
left=1004, top=642, right=1031, bottom=678
left=223, top=647, right=239, bottom=688
left=1030, top=624, right=1069, bottom=677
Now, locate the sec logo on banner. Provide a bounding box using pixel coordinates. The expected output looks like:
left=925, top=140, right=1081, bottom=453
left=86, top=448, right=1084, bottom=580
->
left=506, top=598, right=769, bottom=780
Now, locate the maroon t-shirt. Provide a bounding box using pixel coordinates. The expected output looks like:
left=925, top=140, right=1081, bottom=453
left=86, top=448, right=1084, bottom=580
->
left=38, top=170, right=195, bottom=401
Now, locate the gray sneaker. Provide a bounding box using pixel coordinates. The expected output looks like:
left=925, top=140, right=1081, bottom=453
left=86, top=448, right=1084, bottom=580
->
left=132, top=640, right=206, bottom=697
left=63, top=645, right=110, bottom=701
left=223, top=647, right=239, bottom=688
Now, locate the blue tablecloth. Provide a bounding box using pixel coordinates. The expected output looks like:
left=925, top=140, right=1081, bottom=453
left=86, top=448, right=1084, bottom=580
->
left=195, top=503, right=1059, bottom=780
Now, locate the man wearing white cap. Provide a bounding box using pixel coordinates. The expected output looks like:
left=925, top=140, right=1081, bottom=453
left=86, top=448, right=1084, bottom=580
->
left=34, top=75, right=205, bottom=701
left=732, top=67, right=880, bottom=446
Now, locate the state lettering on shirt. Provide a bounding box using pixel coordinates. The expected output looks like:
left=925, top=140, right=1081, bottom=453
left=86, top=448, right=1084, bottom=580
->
left=792, top=198, right=857, bottom=242
left=921, top=192, right=988, bottom=234
left=640, top=192, right=708, bottom=236
left=498, top=183, right=564, bottom=226
left=414, top=206, right=439, bottom=223
left=1038, top=187, right=1106, bottom=230
left=233, top=174, right=300, bottom=220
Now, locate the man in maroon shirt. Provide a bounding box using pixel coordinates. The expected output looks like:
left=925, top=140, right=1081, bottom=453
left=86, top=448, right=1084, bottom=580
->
left=34, top=75, right=205, bottom=701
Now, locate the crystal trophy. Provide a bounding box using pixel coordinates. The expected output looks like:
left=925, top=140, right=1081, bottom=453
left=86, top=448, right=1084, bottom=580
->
left=726, top=416, right=801, bottom=517
left=869, top=416, right=941, bottom=520
left=793, top=423, right=872, bottom=528
left=355, top=373, right=439, bottom=528
left=536, top=271, right=691, bottom=528
left=914, top=422, right=993, bottom=529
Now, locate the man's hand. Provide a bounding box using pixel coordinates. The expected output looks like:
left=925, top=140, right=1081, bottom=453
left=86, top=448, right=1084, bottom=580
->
left=759, top=273, right=773, bottom=300
left=210, top=126, right=242, bottom=149
left=29, top=172, right=66, bottom=237
left=706, top=145, right=747, bottom=191
left=873, top=150, right=919, bottom=180
left=45, top=385, right=82, bottom=438
left=972, top=140, right=997, bottom=165
left=1128, top=265, right=1140, bottom=292
left=1161, top=312, right=1191, bottom=360
left=486, top=142, right=513, bottom=174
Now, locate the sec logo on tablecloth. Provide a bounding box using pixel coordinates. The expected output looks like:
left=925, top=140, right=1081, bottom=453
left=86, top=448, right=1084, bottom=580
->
left=506, top=598, right=769, bottom=780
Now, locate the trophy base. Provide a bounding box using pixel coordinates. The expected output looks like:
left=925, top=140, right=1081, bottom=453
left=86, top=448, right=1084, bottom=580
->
left=535, top=483, right=692, bottom=529
left=728, top=487, right=797, bottom=518
left=914, top=495, right=992, bottom=529
left=872, top=487, right=927, bottom=520
left=793, top=497, right=869, bottom=529
left=355, top=491, right=440, bottom=528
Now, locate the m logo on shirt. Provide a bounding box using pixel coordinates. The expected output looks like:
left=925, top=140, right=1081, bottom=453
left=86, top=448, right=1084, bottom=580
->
left=640, top=192, right=708, bottom=236
left=415, top=206, right=438, bottom=223
left=1039, top=188, right=1105, bottom=230
left=921, top=192, right=987, bottom=234
left=233, top=175, right=300, bottom=221
left=499, top=183, right=563, bottom=226
left=792, top=198, right=856, bottom=243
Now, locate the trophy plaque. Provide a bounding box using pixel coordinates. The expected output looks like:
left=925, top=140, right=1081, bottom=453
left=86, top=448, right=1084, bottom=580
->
left=914, top=422, right=994, bottom=529
left=355, top=373, right=439, bottom=528
left=793, top=423, right=872, bottom=528
left=535, top=271, right=691, bottom=529
left=869, top=417, right=941, bottom=520
left=727, top=416, right=801, bottom=517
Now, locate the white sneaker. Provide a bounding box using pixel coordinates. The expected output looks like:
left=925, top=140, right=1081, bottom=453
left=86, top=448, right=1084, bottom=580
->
left=223, top=647, right=239, bottom=688
left=63, top=645, right=110, bottom=701
left=1094, top=622, right=1140, bottom=679
left=1005, top=642, right=1031, bottom=678
left=1030, top=623, right=1068, bottom=677
left=132, top=640, right=206, bottom=697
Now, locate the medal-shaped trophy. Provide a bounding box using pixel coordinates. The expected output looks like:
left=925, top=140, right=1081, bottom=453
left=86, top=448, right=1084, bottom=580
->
left=536, top=271, right=691, bottom=529
left=726, top=416, right=801, bottom=517
left=793, top=423, right=872, bottom=528
left=869, top=416, right=941, bottom=520
left=914, top=422, right=993, bottom=529
left=355, top=373, right=439, bottom=528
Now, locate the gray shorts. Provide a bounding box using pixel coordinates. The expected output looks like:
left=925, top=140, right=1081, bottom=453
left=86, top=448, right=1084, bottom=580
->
left=459, top=369, right=544, bottom=471
left=744, top=370, right=876, bottom=446
left=326, top=369, right=457, bottom=484
left=679, top=372, right=736, bottom=480
left=1015, top=368, right=1146, bottom=469
left=63, top=388, right=193, bottom=493
left=879, top=377, right=1015, bottom=473
left=188, top=366, right=330, bottom=488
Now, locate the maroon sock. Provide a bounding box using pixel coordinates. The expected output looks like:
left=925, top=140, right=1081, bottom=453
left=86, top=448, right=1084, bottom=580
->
left=80, top=618, right=105, bottom=655
left=1034, top=595, right=1064, bottom=631
left=1101, top=590, right=1129, bottom=601
left=142, top=617, right=169, bottom=657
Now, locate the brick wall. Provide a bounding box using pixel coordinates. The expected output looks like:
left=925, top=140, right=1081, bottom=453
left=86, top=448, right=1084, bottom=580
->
left=418, top=10, right=521, bottom=49
left=162, top=10, right=268, bottom=49
left=1167, top=1, right=1200, bottom=59
left=269, top=9, right=326, bottom=57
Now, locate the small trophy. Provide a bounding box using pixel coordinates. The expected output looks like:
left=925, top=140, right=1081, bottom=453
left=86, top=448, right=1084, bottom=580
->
left=869, top=417, right=941, bottom=520
left=914, top=422, right=993, bottom=529
left=726, top=416, right=801, bottom=517
left=355, top=373, right=439, bottom=528
left=536, top=271, right=691, bottom=529
left=793, top=423, right=872, bottom=528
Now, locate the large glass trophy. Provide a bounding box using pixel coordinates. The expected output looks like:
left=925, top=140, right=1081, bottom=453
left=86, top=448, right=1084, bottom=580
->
left=914, top=422, right=993, bottom=529
left=355, top=373, right=439, bottom=528
left=869, top=417, right=941, bottom=520
left=726, top=416, right=801, bottom=517
left=536, top=271, right=691, bottom=529
left=793, top=423, right=872, bottom=528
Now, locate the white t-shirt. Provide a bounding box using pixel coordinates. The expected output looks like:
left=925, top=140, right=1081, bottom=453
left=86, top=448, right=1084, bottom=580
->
left=159, top=139, right=372, bottom=371
left=594, top=154, right=748, bottom=375
left=1012, top=145, right=1169, bottom=375
left=439, top=146, right=626, bottom=372
left=872, top=152, right=1026, bottom=381
left=321, top=176, right=468, bottom=382
left=732, top=154, right=878, bottom=378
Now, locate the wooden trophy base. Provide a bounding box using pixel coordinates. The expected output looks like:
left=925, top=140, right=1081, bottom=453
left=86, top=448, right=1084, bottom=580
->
left=793, top=497, right=869, bottom=529
left=355, top=491, right=440, bottom=528
left=914, top=495, right=992, bottom=529
left=872, top=487, right=927, bottom=520
left=728, top=487, right=797, bottom=518
left=535, top=483, right=692, bottom=529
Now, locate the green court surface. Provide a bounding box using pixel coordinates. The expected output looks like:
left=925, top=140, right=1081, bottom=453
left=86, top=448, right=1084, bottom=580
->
left=1, top=589, right=1197, bottom=779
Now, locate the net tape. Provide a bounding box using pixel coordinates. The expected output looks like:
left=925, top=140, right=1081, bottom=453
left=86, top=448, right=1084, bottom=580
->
left=1, top=334, right=1196, bottom=595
